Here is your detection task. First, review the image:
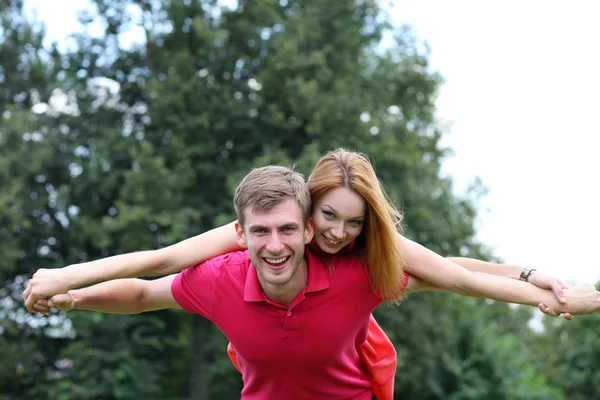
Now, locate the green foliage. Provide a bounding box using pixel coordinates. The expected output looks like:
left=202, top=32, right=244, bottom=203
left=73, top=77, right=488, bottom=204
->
left=535, top=297, right=600, bottom=400
left=1, top=0, right=595, bottom=399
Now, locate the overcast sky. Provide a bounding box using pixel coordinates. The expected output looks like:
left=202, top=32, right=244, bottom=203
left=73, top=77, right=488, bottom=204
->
left=387, top=0, right=600, bottom=284
left=25, top=0, right=600, bottom=284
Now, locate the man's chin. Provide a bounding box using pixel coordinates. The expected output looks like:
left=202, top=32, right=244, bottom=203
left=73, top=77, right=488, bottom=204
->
left=264, top=275, right=293, bottom=286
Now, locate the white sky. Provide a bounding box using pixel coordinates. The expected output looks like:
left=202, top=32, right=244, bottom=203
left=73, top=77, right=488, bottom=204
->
left=25, top=0, right=600, bottom=284
left=389, top=0, right=600, bottom=284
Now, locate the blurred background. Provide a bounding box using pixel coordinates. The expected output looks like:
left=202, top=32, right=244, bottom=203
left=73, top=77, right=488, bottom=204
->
left=1, top=0, right=598, bottom=399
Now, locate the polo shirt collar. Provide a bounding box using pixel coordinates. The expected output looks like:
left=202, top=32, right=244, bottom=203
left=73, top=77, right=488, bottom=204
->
left=243, top=248, right=330, bottom=302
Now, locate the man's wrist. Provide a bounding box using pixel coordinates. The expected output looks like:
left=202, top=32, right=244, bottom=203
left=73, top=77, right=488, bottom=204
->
left=69, top=289, right=80, bottom=310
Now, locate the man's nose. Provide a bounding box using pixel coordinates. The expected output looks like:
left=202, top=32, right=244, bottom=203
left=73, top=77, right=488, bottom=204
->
left=265, top=233, right=285, bottom=254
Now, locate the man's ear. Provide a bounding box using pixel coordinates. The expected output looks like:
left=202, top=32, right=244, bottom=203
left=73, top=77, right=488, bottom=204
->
left=304, top=218, right=315, bottom=244
left=235, top=221, right=248, bottom=249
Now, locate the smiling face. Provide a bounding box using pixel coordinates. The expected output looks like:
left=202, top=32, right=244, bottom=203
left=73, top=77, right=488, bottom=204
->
left=311, top=187, right=367, bottom=254
left=236, top=198, right=314, bottom=298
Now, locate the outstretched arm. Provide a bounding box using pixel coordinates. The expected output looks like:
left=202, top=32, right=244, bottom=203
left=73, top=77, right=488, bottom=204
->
left=24, top=221, right=240, bottom=312
left=40, top=275, right=181, bottom=314
left=402, top=237, right=600, bottom=315
left=447, top=257, right=570, bottom=304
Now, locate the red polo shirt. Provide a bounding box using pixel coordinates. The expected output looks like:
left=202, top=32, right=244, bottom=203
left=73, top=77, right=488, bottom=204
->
left=172, top=248, right=390, bottom=400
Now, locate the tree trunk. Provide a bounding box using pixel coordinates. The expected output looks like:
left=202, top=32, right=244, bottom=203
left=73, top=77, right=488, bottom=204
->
left=189, top=314, right=212, bottom=400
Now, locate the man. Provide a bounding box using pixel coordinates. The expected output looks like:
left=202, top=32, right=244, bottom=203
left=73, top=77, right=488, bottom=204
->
left=32, top=165, right=600, bottom=399
left=41, top=166, right=383, bottom=399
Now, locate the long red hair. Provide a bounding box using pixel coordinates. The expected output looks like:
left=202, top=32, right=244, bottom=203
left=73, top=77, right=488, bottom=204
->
left=307, top=149, right=405, bottom=301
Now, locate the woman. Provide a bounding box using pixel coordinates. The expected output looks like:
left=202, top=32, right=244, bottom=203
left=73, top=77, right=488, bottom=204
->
left=25, top=149, right=569, bottom=400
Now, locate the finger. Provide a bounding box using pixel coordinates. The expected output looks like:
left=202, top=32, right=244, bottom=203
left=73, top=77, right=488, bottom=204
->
left=563, top=313, right=573, bottom=321
left=49, top=293, right=71, bottom=308
left=558, top=280, right=572, bottom=289
left=551, top=281, right=567, bottom=304
left=23, top=282, right=31, bottom=301
left=33, top=303, right=50, bottom=312
left=538, top=303, right=558, bottom=317
left=24, top=294, right=37, bottom=313
left=36, top=299, right=50, bottom=307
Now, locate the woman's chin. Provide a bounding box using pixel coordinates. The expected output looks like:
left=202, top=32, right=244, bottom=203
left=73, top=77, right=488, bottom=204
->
left=317, top=238, right=342, bottom=254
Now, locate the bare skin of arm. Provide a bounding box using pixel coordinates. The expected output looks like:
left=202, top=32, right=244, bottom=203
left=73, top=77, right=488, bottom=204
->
left=24, top=222, right=241, bottom=312
left=400, top=236, right=599, bottom=315
left=39, top=275, right=181, bottom=314
left=448, top=257, right=569, bottom=301
left=24, top=223, right=567, bottom=315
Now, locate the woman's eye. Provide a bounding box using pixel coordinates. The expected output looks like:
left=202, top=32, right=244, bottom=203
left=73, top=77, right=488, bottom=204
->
left=322, top=210, right=334, bottom=218
left=349, top=220, right=364, bottom=226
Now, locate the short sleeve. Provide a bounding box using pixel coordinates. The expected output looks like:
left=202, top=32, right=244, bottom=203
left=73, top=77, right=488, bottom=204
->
left=171, top=260, right=220, bottom=321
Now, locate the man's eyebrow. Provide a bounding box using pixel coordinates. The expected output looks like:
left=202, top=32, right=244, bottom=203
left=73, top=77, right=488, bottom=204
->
left=248, top=224, right=267, bottom=232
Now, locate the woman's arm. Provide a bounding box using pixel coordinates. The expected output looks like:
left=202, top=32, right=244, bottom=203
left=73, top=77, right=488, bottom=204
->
left=396, top=234, right=569, bottom=301
left=448, top=257, right=569, bottom=303
left=23, top=221, right=241, bottom=312
left=402, top=236, right=600, bottom=315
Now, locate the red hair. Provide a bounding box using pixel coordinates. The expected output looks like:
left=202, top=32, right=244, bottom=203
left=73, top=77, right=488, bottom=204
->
left=307, top=149, right=405, bottom=301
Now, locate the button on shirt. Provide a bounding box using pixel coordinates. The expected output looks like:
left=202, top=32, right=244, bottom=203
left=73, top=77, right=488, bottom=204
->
left=171, top=248, right=387, bottom=400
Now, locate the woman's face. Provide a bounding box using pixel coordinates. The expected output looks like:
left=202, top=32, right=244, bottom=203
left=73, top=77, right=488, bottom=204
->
left=311, top=187, right=367, bottom=254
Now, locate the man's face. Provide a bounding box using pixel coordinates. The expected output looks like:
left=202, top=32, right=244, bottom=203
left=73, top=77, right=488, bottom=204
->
left=236, top=198, right=314, bottom=291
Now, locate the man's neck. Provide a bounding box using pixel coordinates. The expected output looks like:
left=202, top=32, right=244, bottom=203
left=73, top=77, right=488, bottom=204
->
left=261, top=260, right=308, bottom=307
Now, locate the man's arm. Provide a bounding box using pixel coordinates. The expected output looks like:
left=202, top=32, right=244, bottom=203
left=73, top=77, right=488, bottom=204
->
left=402, top=236, right=600, bottom=315
left=44, top=275, right=181, bottom=314
left=24, top=222, right=240, bottom=312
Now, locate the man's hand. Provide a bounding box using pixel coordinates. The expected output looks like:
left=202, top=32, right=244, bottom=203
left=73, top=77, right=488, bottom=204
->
left=34, top=293, right=75, bottom=313
left=23, top=268, right=72, bottom=313
left=537, top=303, right=573, bottom=320
left=49, top=293, right=75, bottom=312
left=557, top=283, right=600, bottom=316
left=527, top=270, right=571, bottom=303
left=527, top=270, right=573, bottom=320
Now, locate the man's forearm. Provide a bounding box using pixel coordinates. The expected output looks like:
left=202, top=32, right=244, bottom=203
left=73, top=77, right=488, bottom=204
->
left=460, top=272, right=599, bottom=314
left=70, top=279, right=148, bottom=314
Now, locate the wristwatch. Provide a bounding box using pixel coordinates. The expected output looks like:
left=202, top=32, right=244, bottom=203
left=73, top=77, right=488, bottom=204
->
left=519, top=267, right=536, bottom=282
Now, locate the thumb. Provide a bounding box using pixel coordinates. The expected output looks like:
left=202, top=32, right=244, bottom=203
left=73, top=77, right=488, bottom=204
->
left=48, top=293, right=72, bottom=308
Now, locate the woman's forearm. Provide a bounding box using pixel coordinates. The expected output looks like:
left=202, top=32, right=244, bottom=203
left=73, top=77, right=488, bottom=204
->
left=24, top=222, right=241, bottom=313
left=64, top=221, right=240, bottom=289
left=403, top=237, right=568, bottom=311
left=447, top=257, right=522, bottom=279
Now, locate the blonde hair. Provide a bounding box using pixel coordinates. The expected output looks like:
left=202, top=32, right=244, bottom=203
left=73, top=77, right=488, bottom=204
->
left=307, top=149, right=405, bottom=301
left=234, top=165, right=312, bottom=228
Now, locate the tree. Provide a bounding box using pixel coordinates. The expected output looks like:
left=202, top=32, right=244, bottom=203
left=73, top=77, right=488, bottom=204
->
left=4, top=0, right=580, bottom=398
